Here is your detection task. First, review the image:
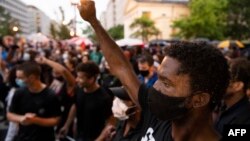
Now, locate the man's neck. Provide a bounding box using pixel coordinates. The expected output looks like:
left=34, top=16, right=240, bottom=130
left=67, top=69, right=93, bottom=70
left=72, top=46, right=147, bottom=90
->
left=84, top=83, right=100, bottom=93
left=28, top=81, right=45, bottom=93
left=224, top=92, right=245, bottom=108
left=172, top=109, right=220, bottom=141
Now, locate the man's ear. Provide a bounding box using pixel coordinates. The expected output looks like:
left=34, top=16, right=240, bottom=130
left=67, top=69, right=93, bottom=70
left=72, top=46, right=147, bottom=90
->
left=232, top=81, right=244, bottom=92
left=192, top=93, right=210, bottom=108
left=29, top=74, right=39, bottom=81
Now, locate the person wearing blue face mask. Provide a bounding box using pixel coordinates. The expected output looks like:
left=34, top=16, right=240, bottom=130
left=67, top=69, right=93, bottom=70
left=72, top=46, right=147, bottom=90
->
left=137, top=54, right=158, bottom=88
left=7, top=62, right=62, bottom=141
left=15, top=78, right=26, bottom=88
left=4, top=66, right=20, bottom=141
left=78, top=1, right=230, bottom=141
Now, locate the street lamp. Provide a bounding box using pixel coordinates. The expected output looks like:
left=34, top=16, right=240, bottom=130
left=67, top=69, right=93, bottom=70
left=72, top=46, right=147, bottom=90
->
left=12, top=26, right=19, bottom=36
left=70, top=0, right=80, bottom=37
left=62, top=20, right=68, bottom=25
left=12, top=26, right=19, bottom=32
left=70, top=30, right=75, bottom=37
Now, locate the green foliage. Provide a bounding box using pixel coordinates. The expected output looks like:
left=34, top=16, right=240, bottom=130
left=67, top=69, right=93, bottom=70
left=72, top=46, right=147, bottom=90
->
left=108, top=25, right=124, bottom=40
left=173, top=0, right=227, bottom=40
left=226, top=0, right=250, bottom=39
left=49, top=23, right=57, bottom=39
left=0, top=6, right=20, bottom=36
left=130, top=16, right=160, bottom=42
left=82, top=25, right=97, bottom=43
left=57, top=6, right=70, bottom=39
left=57, top=24, right=71, bottom=40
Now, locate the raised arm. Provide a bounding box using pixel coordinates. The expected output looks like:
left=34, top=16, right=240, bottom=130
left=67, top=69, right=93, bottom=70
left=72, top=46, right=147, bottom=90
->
left=79, top=0, right=141, bottom=107
left=35, top=56, right=75, bottom=95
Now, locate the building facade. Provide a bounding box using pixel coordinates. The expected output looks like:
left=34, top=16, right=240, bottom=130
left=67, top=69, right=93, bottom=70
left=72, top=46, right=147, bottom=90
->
left=100, top=0, right=126, bottom=30
left=27, top=5, right=51, bottom=36
left=0, top=0, right=29, bottom=35
left=0, top=0, right=52, bottom=36
left=100, top=0, right=189, bottom=40
left=124, top=0, right=189, bottom=40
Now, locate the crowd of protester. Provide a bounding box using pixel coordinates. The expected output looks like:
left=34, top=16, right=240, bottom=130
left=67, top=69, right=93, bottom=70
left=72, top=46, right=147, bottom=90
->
left=1, top=1, right=250, bottom=141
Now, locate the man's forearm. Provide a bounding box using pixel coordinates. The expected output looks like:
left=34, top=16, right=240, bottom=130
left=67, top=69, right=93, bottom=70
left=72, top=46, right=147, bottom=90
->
left=90, top=19, right=133, bottom=74
left=90, top=20, right=141, bottom=106
left=64, top=104, right=76, bottom=128
left=78, top=0, right=141, bottom=107
left=45, top=59, right=66, bottom=74
left=45, top=59, right=75, bottom=88
left=31, top=116, right=60, bottom=127
left=7, top=112, right=23, bottom=123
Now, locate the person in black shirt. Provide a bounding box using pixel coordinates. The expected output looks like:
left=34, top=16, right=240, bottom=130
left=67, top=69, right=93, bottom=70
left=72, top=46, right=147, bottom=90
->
left=97, top=94, right=142, bottom=141
left=59, top=62, right=113, bottom=141
left=7, top=62, right=61, bottom=141
left=35, top=56, right=76, bottom=139
left=78, top=1, right=230, bottom=141
left=99, top=59, right=122, bottom=88
left=214, top=58, right=250, bottom=134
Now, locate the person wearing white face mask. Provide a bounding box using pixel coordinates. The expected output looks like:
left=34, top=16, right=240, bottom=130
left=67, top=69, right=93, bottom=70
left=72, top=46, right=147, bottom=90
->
left=22, top=52, right=31, bottom=61
left=96, top=87, right=142, bottom=141
left=112, top=97, right=136, bottom=121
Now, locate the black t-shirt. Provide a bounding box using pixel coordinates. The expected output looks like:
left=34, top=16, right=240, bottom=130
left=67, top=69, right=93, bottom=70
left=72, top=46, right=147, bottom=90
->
left=9, top=87, right=62, bottom=141
left=138, top=84, right=173, bottom=141
left=112, top=120, right=143, bottom=141
left=74, top=86, right=113, bottom=140
left=215, top=96, right=250, bottom=135
left=50, top=79, right=74, bottom=131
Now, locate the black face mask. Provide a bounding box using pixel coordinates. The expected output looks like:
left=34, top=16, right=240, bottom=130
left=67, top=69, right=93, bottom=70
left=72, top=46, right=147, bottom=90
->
left=148, top=87, right=189, bottom=121
left=139, top=70, right=150, bottom=77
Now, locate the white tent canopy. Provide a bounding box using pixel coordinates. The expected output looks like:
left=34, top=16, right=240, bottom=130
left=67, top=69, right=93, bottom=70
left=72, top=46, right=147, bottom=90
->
left=27, top=33, right=49, bottom=43
left=116, top=38, right=144, bottom=47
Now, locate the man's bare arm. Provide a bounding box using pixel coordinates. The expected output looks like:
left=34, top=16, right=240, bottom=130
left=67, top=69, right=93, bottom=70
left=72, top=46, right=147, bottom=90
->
left=7, top=112, right=24, bottom=123
left=79, top=0, right=141, bottom=107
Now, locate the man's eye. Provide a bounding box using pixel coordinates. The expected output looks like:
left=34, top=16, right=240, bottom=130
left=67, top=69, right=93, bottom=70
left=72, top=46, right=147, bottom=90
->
left=163, top=82, right=170, bottom=87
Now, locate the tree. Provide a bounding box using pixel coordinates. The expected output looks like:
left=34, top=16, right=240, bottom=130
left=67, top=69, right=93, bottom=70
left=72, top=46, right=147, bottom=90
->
left=0, top=6, right=20, bottom=36
left=57, top=6, right=71, bottom=39
left=49, top=22, right=57, bottom=39
left=130, top=16, right=160, bottom=42
left=57, top=25, right=71, bottom=40
left=108, top=25, right=124, bottom=40
left=172, top=0, right=227, bottom=40
left=226, top=0, right=250, bottom=39
left=82, top=25, right=97, bottom=43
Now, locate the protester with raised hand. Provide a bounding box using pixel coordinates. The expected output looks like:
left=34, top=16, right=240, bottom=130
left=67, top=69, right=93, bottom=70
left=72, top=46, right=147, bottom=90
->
left=59, top=61, right=113, bottom=141
left=35, top=56, right=76, bottom=138
left=35, top=56, right=75, bottom=96
left=78, top=1, right=230, bottom=141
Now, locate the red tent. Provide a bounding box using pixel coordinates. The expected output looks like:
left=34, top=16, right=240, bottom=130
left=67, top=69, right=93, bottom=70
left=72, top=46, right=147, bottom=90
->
left=67, top=37, right=93, bottom=50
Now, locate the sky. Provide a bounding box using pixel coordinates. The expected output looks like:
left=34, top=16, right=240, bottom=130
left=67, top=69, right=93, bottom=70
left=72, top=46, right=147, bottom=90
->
left=20, top=0, right=109, bottom=33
